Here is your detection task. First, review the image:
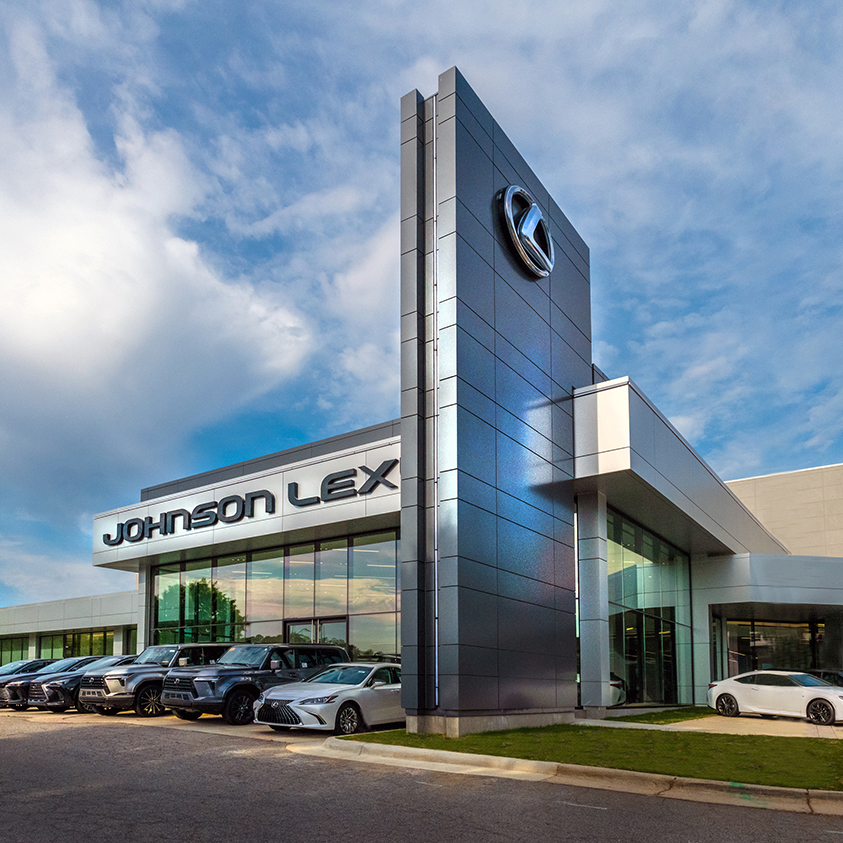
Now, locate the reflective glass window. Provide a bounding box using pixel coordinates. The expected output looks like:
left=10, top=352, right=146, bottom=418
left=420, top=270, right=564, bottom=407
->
left=245, top=620, right=285, bottom=644
left=285, top=544, right=315, bottom=618
left=154, top=564, right=181, bottom=630
left=214, top=555, right=247, bottom=627
left=350, top=532, right=397, bottom=614
left=316, top=540, right=348, bottom=616
left=318, top=619, right=347, bottom=649
left=183, top=562, right=214, bottom=627
left=248, top=550, right=285, bottom=622
left=348, top=613, right=397, bottom=661
left=286, top=621, right=314, bottom=643
left=605, top=510, right=691, bottom=705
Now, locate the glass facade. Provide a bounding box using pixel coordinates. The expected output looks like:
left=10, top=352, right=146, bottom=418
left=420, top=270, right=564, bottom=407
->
left=607, top=510, right=692, bottom=705
left=150, top=530, right=398, bottom=660
left=37, top=627, right=128, bottom=658
left=716, top=618, right=824, bottom=677
left=0, top=637, right=28, bottom=665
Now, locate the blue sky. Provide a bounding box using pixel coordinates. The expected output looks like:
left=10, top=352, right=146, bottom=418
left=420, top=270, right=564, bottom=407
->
left=1, top=0, right=842, bottom=606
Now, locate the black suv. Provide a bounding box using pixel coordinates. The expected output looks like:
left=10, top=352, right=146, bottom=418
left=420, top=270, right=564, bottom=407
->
left=79, top=643, right=230, bottom=716
left=162, top=643, right=348, bottom=725
left=0, top=660, right=55, bottom=707
left=28, top=654, right=137, bottom=713
left=1, top=657, right=101, bottom=710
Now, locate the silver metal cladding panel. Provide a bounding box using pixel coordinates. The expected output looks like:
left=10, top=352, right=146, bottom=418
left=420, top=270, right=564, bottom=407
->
left=400, top=67, right=590, bottom=719
left=93, top=440, right=400, bottom=571
left=572, top=378, right=787, bottom=555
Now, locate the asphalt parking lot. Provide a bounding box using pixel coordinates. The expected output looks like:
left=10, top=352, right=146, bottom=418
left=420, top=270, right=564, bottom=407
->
left=4, top=706, right=843, bottom=842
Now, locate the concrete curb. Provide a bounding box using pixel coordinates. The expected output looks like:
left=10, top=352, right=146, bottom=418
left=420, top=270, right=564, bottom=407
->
left=321, top=737, right=843, bottom=814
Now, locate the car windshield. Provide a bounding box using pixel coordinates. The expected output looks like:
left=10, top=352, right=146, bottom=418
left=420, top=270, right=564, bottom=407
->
left=0, top=661, right=28, bottom=675
left=37, top=657, right=82, bottom=673
left=135, top=646, right=179, bottom=666
left=792, top=673, right=831, bottom=686
left=218, top=646, right=269, bottom=667
left=81, top=656, right=126, bottom=672
left=306, top=666, right=371, bottom=686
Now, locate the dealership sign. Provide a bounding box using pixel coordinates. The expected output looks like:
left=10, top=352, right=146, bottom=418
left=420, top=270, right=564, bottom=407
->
left=100, top=457, right=399, bottom=548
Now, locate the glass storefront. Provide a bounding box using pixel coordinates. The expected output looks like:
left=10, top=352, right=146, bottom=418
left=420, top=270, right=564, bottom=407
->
left=606, top=510, right=692, bottom=705
left=37, top=627, right=134, bottom=658
left=713, top=618, right=825, bottom=678
left=150, top=530, right=398, bottom=660
left=0, top=636, right=28, bottom=665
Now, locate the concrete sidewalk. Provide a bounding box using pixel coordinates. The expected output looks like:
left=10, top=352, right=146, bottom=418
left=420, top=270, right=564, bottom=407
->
left=588, top=713, right=843, bottom=739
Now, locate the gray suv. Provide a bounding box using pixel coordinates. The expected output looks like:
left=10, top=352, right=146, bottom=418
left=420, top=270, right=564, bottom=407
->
left=162, top=643, right=348, bottom=725
left=79, top=643, right=230, bottom=716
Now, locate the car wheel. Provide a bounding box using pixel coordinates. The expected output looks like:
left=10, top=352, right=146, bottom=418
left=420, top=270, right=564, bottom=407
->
left=222, top=689, right=257, bottom=725
left=134, top=685, right=165, bottom=717
left=715, top=693, right=740, bottom=717
left=173, top=709, right=202, bottom=721
left=807, top=698, right=836, bottom=725
left=336, top=702, right=365, bottom=735
left=270, top=725, right=290, bottom=732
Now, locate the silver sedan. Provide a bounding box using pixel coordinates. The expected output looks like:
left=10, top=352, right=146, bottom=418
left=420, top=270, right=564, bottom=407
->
left=707, top=670, right=843, bottom=725
left=253, top=662, right=402, bottom=735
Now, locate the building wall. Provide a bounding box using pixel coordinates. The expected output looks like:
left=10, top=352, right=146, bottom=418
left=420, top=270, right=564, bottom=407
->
left=727, top=464, right=843, bottom=557
left=0, top=590, right=139, bottom=661
left=401, top=67, right=591, bottom=734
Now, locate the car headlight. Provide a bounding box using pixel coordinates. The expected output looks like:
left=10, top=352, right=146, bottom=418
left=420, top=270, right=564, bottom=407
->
left=44, top=681, right=67, bottom=690
left=300, top=694, right=339, bottom=705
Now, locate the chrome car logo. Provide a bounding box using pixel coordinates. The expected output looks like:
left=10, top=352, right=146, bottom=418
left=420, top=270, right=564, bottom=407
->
left=501, top=185, right=554, bottom=278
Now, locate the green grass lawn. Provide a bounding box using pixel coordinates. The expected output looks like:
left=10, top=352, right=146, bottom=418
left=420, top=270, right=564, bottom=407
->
left=350, top=724, right=843, bottom=791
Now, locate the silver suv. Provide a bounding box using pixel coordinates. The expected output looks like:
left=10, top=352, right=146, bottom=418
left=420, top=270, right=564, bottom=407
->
left=79, top=643, right=229, bottom=716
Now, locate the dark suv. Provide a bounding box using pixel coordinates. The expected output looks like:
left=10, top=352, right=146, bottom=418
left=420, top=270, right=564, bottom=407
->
left=162, top=643, right=348, bottom=725
left=28, top=654, right=136, bottom=713
left=0, top=660, right=56, bottom=708
left=79, top=643, right=230, bottom=716
left=1, top=657, right=101, bottom=710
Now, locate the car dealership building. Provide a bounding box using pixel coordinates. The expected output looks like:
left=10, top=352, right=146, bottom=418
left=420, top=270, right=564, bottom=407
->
left=4, top=68, right=843, bottom=735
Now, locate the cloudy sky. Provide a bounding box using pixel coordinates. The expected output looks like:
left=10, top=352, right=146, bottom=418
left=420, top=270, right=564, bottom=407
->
left=1, top=0, right=842, bottom=607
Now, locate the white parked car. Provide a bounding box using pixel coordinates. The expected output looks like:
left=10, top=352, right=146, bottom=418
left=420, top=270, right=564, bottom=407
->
left=707, top=670, right=843, bottom=725
left=253, top=662, right=403, bottom=735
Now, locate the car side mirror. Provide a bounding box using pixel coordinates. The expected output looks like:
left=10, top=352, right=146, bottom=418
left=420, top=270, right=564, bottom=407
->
left=371, top=679, right=386, bottom=688
left=178, top=658, right=188, bottom=667
left=270, top=659, right=281, bottom=671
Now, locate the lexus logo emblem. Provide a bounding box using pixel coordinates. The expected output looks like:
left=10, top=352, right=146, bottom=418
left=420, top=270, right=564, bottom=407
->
left=501, top=185, right=555, bottom=278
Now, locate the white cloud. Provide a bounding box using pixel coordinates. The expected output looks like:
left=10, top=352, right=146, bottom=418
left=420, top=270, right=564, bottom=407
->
left=0, top=536, right=136, bottom=604
left=0, top=9, right=315, bottom=528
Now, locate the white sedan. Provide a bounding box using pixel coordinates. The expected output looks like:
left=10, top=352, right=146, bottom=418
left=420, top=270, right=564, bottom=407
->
left=707, top=670, right=843, bottom=725
left=253, top=662, right=403, bottom=735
